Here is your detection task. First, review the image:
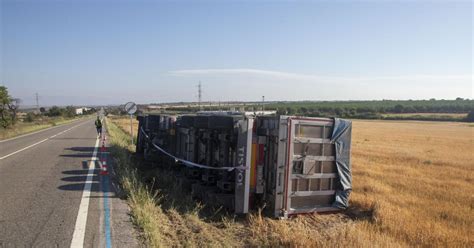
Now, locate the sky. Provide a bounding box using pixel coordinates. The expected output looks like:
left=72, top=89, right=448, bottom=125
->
left=1, top=0, right=473, bottom=106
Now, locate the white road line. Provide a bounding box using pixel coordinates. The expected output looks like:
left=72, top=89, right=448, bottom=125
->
left=70, top=137, right=100, bottom=248
left=0, top=118, right=87, bottom=143
left=0, top=138, right=50, bottom=160
left=0, top=122, right=87, bottom=160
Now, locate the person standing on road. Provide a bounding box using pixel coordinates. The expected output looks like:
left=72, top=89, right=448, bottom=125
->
left=95, top=116, right=102, bottom=137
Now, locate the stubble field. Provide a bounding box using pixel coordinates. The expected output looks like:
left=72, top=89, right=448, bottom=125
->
left=109, top=116, right=473, bottom=247
left=349, top=120, right=473, bottom=247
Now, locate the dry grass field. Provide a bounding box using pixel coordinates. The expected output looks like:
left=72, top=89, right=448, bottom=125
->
left=382, top=112, right=467, bottom=118
left=109, top=116, right=139, bottom=139
left=108, top=117, right=474, bottom=247
left=0, top=116, right=85, bottom=140
left=350, top=120, right=473, bottom=247
left=382, top=112, right=468, bottom=121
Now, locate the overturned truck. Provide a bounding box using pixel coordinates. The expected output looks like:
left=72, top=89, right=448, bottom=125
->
left=136, top=112, right=352, bottom=218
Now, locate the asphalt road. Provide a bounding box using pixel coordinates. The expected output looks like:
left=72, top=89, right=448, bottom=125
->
left=0, top=119, right=139, bottom=247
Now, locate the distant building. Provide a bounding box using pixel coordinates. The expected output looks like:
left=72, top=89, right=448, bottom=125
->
left=75, top=108, right=83, bottom=115
left=75, top=107, right=91, bottom=115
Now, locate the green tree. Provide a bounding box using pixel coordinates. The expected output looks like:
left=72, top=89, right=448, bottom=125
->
left=286, top=107, right=294, bottom=115
left=64, top=106, right=76, bottom=117
left=0, top=86, right=12, bottom=128
left=276, top=107, right=286, bottom=115
left=300, top=107, right=308, bottom=114
left=466, top=110, right=474, bottom=122
left=47, top=106, right=62, bottom=116
left=393, top=104, right=405, bottom=113
left=8, top=98, right=21, bottom=123
left=25, top=112, right=36, bottom=122
left=0, top=86, right=20, bottom=128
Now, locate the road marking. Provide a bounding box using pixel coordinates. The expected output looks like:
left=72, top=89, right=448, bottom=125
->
left=70, top=136, right=100, bottom=248
left=101, top=123, right=112, bottom=248
left=0, top=118, right=87, bottom=143
left=102, top=174, right=112, bottom=248
left=0, top=122, right=86, bottom=160
left=0, top=138, right=50, bottom=160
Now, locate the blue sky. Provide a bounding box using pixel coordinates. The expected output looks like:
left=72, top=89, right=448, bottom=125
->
left=1, top=0, right=472, bottom=106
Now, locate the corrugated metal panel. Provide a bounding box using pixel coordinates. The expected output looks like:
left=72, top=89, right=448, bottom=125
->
left=279, top=117, right=341, bottom=217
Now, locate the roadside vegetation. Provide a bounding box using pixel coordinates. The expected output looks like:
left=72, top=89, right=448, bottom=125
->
left=154, top=99, right=474, bottom=122
left=108, top=116, right=473, bottom=247
left=0, top=116, right=86, bottom=140
left=1, top=86, right=21, bottom=129
left=257, top=99, right=474, bottom=122
left=0, top=86, right=95, bottom=140
left=381, top=112, right=467, bottom=121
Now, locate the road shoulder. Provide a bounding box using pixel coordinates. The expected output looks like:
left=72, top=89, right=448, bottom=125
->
left=107, top=146, right=143, bottom=248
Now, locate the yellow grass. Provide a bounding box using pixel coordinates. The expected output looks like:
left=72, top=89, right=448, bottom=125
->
left=0, top=116, right=86, bottom=140
left=382, top=113, right=467, bottom=121
left=383, top=113, right=467, bottom=117
left=109, top=117, right=474, bottom=247
left=349, top=120, right=473, bottom=247
left=109, top=116, right=139, bottom=139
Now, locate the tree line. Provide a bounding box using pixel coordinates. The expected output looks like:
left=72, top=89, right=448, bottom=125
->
left=152, top=99, right=474, bottom=122
left=265, top=99, right=474, bottom=122
left=1, top=86, right=95, bottom=128
left=1, top=86, right=21, bottom=128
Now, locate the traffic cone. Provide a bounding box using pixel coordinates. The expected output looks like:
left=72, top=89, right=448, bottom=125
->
left=100, top=160, right=108, bottom=175
left=99, top=133, right=108, bottom=175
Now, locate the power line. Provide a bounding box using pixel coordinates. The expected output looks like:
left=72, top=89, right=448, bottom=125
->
left=198, top=81, right=202, bottom=111
left=35, top=93, right=39, bottom=112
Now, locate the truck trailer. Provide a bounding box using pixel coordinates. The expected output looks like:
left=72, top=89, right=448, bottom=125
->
left=136, top=112, right=352, bottom=218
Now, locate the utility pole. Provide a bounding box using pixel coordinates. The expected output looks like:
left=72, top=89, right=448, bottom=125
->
left=262, top=96, right=265, bottom=111
left=35, top=93, right=39, bottom=112
left=198, top=81, right=202, bottom=111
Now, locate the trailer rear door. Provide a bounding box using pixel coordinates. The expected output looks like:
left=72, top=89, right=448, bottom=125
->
left=275, top=117, right=340, bottom=218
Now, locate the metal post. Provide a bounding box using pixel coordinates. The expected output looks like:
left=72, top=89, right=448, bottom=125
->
left=130, top=114, right=134, bottom=145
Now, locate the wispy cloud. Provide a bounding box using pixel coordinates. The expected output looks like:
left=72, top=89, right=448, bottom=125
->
left=167, top=68, right=472, bottom=101
left=169, top=68, right=472, bottom=83
left=170, top=68, right=340, bottom=81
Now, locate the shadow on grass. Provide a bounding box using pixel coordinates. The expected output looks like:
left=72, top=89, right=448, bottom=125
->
left=345, top=201, right=379, bottom=223
left=116, top=145, right=367, bottom=226
left=111, top=143, right=237, bottom=224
